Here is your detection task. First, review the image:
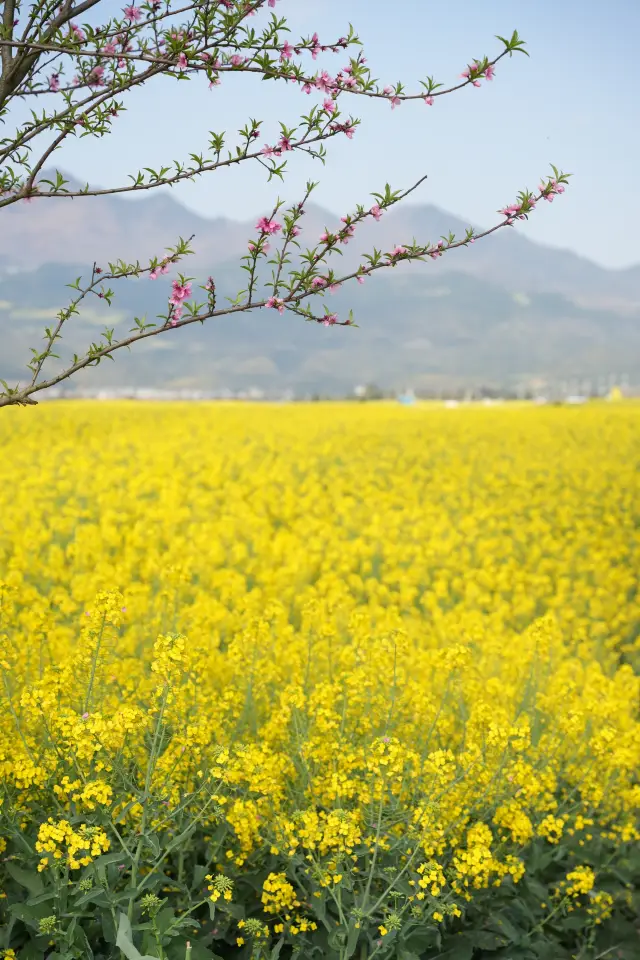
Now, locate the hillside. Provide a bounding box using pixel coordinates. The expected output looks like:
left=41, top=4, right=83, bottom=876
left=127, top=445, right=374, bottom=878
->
left=1, top=172, right=639, bottom=393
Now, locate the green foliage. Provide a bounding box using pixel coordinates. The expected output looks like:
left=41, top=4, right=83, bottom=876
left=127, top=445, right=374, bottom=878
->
left=1, top=829, right=638, bottom=959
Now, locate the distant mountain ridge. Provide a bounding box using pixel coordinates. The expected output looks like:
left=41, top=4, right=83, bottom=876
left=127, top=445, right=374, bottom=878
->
left=4, top=168, right=640, bottom=306
left=1, top=170, right=639, bottom=392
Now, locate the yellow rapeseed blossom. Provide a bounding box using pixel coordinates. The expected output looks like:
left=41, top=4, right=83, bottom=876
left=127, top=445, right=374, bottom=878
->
left=0, top=400, right=638, bottom=929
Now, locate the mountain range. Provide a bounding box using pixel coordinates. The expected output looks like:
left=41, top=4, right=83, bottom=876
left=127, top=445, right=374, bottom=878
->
left=1, top=170, right=639, bottom=394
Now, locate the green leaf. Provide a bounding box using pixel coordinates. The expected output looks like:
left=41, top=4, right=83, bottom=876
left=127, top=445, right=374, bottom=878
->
left=155, top=907, right=176, bottom=936
left=9, top=901, right=52, bottom=929
left=102, top=912, right=117, bottom=944
left=116, top=912, right=161, bottom=960
left=6, top=862, right=44, bottom=896
left=441, top=937, right=473, bottom=960
left=472, top=930, right=508, bottom=951
left=345, top=919, right=360, bottom=959
left=487, top=912, right=522, bottom=943
left=18, top=943, right=46, bottom=960
left=192, top=864, right=208, bottom=890
left=26, top=891, right=58, bottom=906
left=270, top=937, right=285, bottom=959
left=75, top=887, right=111, bottom=907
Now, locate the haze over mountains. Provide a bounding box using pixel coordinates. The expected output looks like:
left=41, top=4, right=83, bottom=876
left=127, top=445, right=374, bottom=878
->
left=2, top=170, right=639, bottom=394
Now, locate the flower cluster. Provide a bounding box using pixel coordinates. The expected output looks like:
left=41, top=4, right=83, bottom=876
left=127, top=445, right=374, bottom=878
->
left=35, top=819, right=110, bottom=871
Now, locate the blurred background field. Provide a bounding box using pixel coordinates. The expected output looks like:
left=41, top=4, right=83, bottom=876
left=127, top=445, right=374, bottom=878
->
left=1, top=400, right=638, bottom=667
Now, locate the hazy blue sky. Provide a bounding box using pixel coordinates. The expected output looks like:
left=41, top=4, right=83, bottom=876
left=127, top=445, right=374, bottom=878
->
left=26, top=0, right=639, bottom=268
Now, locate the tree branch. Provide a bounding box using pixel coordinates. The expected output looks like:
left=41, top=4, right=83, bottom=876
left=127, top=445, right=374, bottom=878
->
left=0, top=173, right=569, bottom=409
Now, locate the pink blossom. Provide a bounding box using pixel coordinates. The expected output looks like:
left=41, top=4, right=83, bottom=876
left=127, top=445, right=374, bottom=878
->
left=302, top=82, right=312, bottom=94
left=315, top=70, right=335, bottom=92
left=357, top=274, right=365, bottom=284
left=391, top=245, right=407, bottom=257
left=322, top=313, right=338, bottom=326
left=319, top=231, right=333, bottom=243
left=123, top=5, right=142, bottom=21
left=268, top=0, right=277, bottom=6
left=461, top=62, right=481, bottom=79
left=343, top=124, right=356, bottom=139
left=329, top=283, right=341, bottom=294
left=209, top=77, right=221, bottom=89
left=229, top=54, right=245, bottom=67
left=323, top=97, right=336, bottom=114
left=170, top=304, right=183, bottom=326
left=280, top=42, right=293, bottom=61
left=69, top=22, right=85, bottom=41
left=485, top=64, right=495, bottom=81
left=340, top=222, right=355, bottom=243
left=383, top=85, right=393, bottom=95
left=472, top=80, right=481, bottom=88
left=177, top=52, right=188, bottom=69
left=88, top=65, right=105, bottom=85
left=424, top=96, right=434, bottom=106
left=390, top=96, right=401, bottom=109
left=149, top=269, right=158, bottom=279
left=311, top=277, right=327, bottom=288
left=256, top=216, right=282, bottom=235
left=278, top=136, right=292, bottom=152
left=49, top=73, right=60, bottom=92
left=117, top=58, right=126, bottom=69
left=102, top=41, right=118, bottom=55
left=261, top=144, right=275, bottom=157
left=370, top=204, right=382, bottom=221
left=81, top=712, right=90, bottom=720
left=266, top=296, right=285, bottom=314
left=169, top=280, right=192, bottom=305
left=291, top=225, right=301, bottom=237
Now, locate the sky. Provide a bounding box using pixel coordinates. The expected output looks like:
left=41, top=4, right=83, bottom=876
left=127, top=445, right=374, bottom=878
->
left=13, top=0, right=640, bottom=268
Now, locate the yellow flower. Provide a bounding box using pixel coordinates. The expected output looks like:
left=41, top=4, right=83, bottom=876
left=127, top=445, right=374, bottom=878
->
left=0, top=400, right=639, bottom=932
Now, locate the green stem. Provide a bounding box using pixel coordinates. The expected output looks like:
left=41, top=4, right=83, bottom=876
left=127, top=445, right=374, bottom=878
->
left=128, top=684, right=170, bottom=922
left=84, top=612, right=107, bottom=714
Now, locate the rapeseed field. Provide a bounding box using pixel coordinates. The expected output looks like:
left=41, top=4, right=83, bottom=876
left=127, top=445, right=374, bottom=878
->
left=0, top=401, right=638, bottom=960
